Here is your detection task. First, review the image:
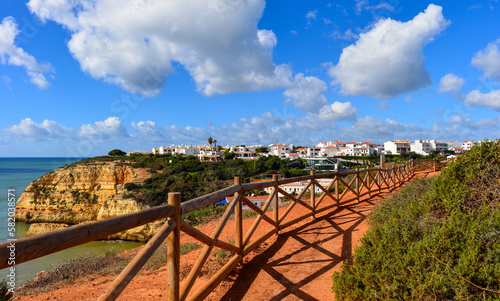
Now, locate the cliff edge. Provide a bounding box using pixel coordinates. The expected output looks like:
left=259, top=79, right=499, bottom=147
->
left=15, top=160, right=160, bottom=242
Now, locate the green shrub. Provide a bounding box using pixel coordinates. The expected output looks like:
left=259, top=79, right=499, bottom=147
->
left=0, top=280, right=12, bottom=300
left=332, top=140, right=500, bottom=300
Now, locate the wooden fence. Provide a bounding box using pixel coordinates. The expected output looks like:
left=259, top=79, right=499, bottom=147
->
left=0, top=159, right=443, bottom=300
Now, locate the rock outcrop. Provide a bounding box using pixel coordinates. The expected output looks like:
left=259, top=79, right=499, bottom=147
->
left=15, top=161, right=161, bottom=242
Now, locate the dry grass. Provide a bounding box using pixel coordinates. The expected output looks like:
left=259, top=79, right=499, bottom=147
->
left=16, top=252, right=130, bottom=296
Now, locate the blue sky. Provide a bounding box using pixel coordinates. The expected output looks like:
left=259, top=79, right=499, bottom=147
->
left=1, top=0, right=500, bottom=157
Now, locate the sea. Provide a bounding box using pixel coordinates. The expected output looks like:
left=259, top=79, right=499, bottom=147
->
left=0, top=158, right=142, bottom=287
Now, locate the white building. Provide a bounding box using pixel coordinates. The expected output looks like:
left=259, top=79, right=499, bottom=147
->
left=451, top=147, right=463, bottom=154
left=384, top=141, right=411, bottom=155
left=411, top=140, right=431, bottom=156
left=448, top=141, right=462, bottom=149
left=328, top=141, right=346, bottom=148
left=319, top=146, right=339, bottom=157
left=462, top=140, right=476, bottom=151
left=429, top=140, right=449, bottom=152
left=175, top=146, right=199, bottom=156
left=285, top=153, right=300, bottom=160
left=295, top=148, right=307, bottom=158
left=230, top=146, right=257, bottom=159
left=307, top=147, right=322, bottom=158
left=271, top=144, right=293, bottom=157
left=198, top=150, right=223, bottom=161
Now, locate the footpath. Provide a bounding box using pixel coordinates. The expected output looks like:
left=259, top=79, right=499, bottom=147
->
left=16, top=171, right=438, bottom=301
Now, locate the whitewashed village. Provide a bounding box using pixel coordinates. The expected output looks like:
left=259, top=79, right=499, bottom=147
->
left=148, top=139, right=477, bottom=162
left=142, top=139, right=480, bottom=208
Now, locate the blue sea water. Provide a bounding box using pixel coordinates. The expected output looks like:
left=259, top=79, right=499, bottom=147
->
left=0, top=158, right=142, bottom=287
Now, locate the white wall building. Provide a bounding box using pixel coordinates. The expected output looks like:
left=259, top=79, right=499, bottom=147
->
left=271, top=144, right=293, bottom=157
left=319, top=146, right=339, bottom=157
left=307, top=147, right=322, bottom=158
left=198, top=150, right=223, bottom=161
left=384, top=141, right=411, bottom=155
left=462, top=140, right=476, bottom=151
left=429, top=140, right=449, bottom=152
left=411, top=140, right=431, bottom=156
left=295, top=148, right=307, bottom=158
left=448, top=141, right=462, bottom=149
left=285, top=153, right=300, bottom=160
left=175, top=146, right=199, bottom=156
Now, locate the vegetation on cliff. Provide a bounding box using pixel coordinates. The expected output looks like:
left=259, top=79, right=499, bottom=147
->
left=121, top=153, right=308, bottom=205
left=332, top=140, right=500, bottom=300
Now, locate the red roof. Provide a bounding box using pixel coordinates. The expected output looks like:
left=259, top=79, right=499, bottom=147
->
left=287, top=153, right=298, bottom=155
left=275, top=144, right=286, bottom=147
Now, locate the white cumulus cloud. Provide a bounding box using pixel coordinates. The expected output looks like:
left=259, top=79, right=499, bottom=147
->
left=316, top=101, right=358, bottom=122
left=438, top=73, right=464, bottom=93
left=329, top=4, right=450, bottom=99
left=471, top=39, right=500, bottom=81
left=27, top=0, right=288, bottom=96
left=8, top=118, right=73, bottom=139
left=79, top=117, right=129, bottom=140
left=464, top=90, right=500, bottom=111
left=0, top=17, right=53, bottom=89
left=284, top=74, right=328, bottom=112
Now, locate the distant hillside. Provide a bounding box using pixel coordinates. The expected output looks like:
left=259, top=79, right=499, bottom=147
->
left=15, top=153, right=309, bottom=241
left=332, top=140, right=500, bottom=300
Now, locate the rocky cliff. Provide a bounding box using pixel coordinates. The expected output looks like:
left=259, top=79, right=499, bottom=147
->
left=15, top=160, right=161, bottom=242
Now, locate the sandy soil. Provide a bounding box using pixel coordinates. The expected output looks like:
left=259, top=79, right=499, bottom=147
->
left=14, top=171, right=438, bottom=301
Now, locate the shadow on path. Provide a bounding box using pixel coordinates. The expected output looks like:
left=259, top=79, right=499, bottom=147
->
left=218, top=199, right=376, bottom=301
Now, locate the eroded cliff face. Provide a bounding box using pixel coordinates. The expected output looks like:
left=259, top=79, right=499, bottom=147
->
left=15, top=161, right=161, bottom=242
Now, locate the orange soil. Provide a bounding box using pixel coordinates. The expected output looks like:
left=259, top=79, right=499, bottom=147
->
left=15, top=171, right=438, bottom=301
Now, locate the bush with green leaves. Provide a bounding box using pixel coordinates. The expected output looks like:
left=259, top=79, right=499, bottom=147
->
left=332, top=140, right=500, bottom=300
left=108, top=149, right=126, bottom=156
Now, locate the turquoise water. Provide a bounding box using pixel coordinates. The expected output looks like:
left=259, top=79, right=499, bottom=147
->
left=0, top=158, right=142, bottom=287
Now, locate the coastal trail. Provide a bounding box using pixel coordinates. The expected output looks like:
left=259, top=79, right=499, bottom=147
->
left=15, top=171, right=438, bottom=301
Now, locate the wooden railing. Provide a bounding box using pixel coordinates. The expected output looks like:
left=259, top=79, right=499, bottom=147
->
left=0, top=159, right=431, bottom=300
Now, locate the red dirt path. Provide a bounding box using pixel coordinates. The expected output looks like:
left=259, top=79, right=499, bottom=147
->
left=15, top=171, right=438, bottom=301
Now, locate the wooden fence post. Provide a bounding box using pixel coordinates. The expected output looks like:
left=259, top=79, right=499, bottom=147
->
left=335, top=168, right=339, bottom=203
left=366, top=170, right=371, bottom=196
left=234, top=177, right=243, bottom=253
left=273, top=174, right=280, bottom=228
left=433, top=158, right=437, bottom=172
left=356, top=168, right=360, bottom=202
left=167, top=193, right=181, bottom=301
left=310, top=170, right=316, bottom=213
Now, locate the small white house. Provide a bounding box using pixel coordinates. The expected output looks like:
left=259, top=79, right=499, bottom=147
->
left=271, top=144, right=293, bottom=157
left=307, top=147, right=322, bottom=158
left=462, top=140, right=475, bottom=151
left=175, top=146, right=199, bottom=156
left=198, top=150, right=223, bottom=161
left=320, top=146, right=339, bottom=157
left=384, top=141, right=410, bottom=155
left=411, top=140, right=431, bottom=156
left=285, top=152, right=300, bottom=160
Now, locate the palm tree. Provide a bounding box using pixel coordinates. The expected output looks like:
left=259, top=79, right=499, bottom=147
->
left=213, top=139, right=217, bottom=151
left=208, top=137, right=213, bottom=150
